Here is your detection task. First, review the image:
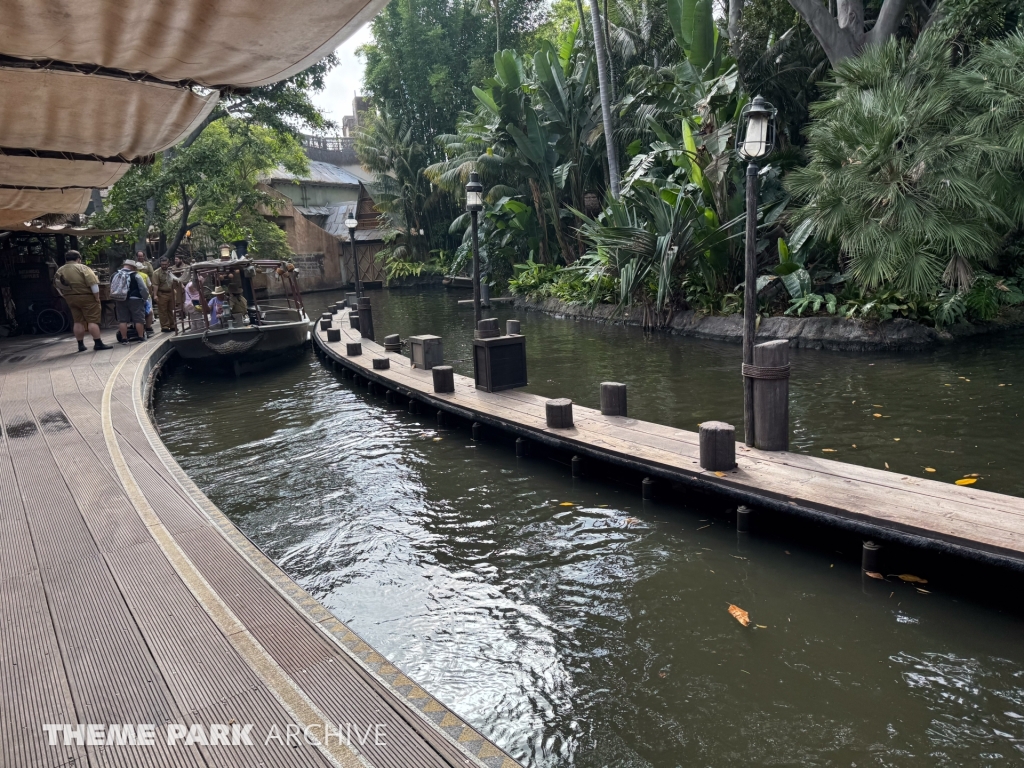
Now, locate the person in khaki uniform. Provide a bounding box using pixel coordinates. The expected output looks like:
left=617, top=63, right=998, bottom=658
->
left=53, top=250, right=113, bottom=352
left=151, top=256, right=178, bottom=332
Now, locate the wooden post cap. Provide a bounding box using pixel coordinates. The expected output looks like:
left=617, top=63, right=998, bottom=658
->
left=319, top=319, right=332, bottom=330
left=546, top=398, right=574, bottom=429
left=699, top=421, right=736, bottom=471
left=599, top=382, right=627, bottom=416
left=321, top=313, right=333, bottom=320
left=326, top=328, right=341, bottom=342
left=477, top=317, right=499, bottom=331
left=334, top=301, right=346, bottom=311
left=432, top=365, right=455, bottom=393
left=346, top=342, right=362, bottom=356
left=506, top=319, right=521, bottom=335
left=349, top=313, right=359, bottom=329
left=384, top=334, right=400, bottom=345
left=372, top=357, right=390, bottom=370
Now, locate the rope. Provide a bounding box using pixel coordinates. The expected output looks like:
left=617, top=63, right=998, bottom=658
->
left=742, top=362, right=791, bottom=380
left=202, top=326, right=263, bottom=356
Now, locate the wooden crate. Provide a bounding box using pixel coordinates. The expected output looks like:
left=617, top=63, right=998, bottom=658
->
left=473, top=335, right=527, bottom=392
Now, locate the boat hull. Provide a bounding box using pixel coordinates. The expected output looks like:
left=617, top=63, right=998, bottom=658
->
left=169, top=319, right=311, bottom=373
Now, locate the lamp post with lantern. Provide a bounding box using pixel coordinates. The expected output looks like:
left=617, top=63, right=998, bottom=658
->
left=465, top=171, right=484, bottom=327
left=345, top=215, right=360, bottom=298
left=737, top=94, right=777, bottom=447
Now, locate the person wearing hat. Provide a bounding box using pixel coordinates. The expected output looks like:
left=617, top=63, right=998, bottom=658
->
left=53, top=251, right=113, bottom=351
left=207, top=286, right=227, bottom=327
left=114, top=259, right=149, bottom=344
left=151, top=256, right=179, bottom=332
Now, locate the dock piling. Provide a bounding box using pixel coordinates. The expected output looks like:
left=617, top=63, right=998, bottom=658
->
left=571, top=455, right=584, bottom=478
left=751, top=340, right=790, bottom=451
left=319, top=319, right=332, bottom=330
left=437, top=410, right=447, bottom=428
left=600, top=382, right=627, bottom=417
left=408, top=399, right=418, bottom=414
left=385, top=390, right=394, bottom=404
left=736, top=505, right=751, bottom=532
left=699, top=421, right=737, bottom=471
left=516, top=437, right=528, bottom=457
left=432, top=365, right=455, bottom=393
left=506, top=319, right=521, bottom=335
left=472, top=422, right=483, bottom=441
left=357, top=297, right=375, bottom=342
left=326, top=328, right=341, bottom=343
left=475, top=318, right=500, bottom=340
left=862, top=541, right=882, bottom=572
left=349, top=313, right=359, bottom=330
left=373, top=357, right=390, bottom=370
left=384, top=334, right=401, bottom=352
left=642, top=477, right=656, bottom=499
left=346, top=342, right=362, bottom=356
left=545, top=399, right=574, bottom=429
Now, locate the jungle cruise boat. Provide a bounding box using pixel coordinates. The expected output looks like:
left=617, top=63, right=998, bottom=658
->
left=168, top=257, right=311, bottom=373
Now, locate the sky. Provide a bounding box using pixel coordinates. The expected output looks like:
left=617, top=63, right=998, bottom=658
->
left=309, top=23, right=373, bottom=128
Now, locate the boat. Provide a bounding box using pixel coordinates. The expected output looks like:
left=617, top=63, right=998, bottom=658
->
left=168, top=257, right=311, bottom=373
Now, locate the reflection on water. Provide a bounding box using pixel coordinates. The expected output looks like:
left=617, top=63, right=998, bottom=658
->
left=156, top=287, right=1024, bottom=767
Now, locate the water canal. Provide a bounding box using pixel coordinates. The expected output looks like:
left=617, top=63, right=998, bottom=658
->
left=155, top=287, right=1024, bottom=767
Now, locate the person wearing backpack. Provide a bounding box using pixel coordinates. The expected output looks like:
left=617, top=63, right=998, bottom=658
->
left=53, top=251, right=113, bottom=351
left=111, top=259, right=149, bottom=344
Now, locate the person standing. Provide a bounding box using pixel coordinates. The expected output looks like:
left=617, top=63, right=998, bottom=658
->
left=135, top=250, right=156, bottom=334
left=151, top=256, right=177, bottom=333
left=207, top=287, right=227, bottom=327
left=112, top=259, right=148, bottom=344
left=53, top=251, right=112, bottom=351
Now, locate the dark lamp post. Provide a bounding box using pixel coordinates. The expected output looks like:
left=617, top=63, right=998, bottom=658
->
left=738, top=95, right=777, bottom=447
left=466, top=171, right=484, bottom=327
left=345, top=215, right=360, bottom=297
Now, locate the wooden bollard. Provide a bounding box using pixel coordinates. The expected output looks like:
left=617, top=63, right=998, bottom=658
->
left=545, top=398, right=574, bottom=429
left=357, top=297, right=374, bottom=342
left=372, top=357, right=390, bottom=370
left=334, top=301, right=346, bottom=312
left=437, top=409, right=447, bottom=428
left=320, top=319, right=332, bottom=330
left=699, top=421, right=736, bottom=471
left=384, top=333, right=401, bottom=352
left=349, top=313, right=360, bottom=330
left=516, top=437, right=528, bottom=457
left=321, top=313, right=332, bottom=321
left=506, top=319, right=521, bottom=335
left=345, top=292, right=358, bottom=308
left=475, top=317, right=500, bottom=340
left=600, top=382, right=627, bottom=416
left=642, top=477, right=656, bottom=499
left=326, top=328, right=341, bottom=343
left=346, top=342, right=362, bottom=356
left=751, top=339, right=790, bottom=451
left=571, top=455, right=583, bottom=478
left=736, top=505, right=751, bottom=532
left=862, top=541, right=882, bottom=572
left=472, top=422, right=483, bottom=441
left=432, top=365, right=455, bottom=393
left=408, top=399, right=418, bottom=414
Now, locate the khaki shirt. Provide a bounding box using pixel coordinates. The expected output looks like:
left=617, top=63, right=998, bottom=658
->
left=54, top=262, right=99, bottom=296
left=152, top=267, right=175, bottom=294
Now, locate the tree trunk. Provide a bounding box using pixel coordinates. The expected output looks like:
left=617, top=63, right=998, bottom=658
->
left=603, top=0, right=615, bottom=102
left=529, top=177, right=551, bottom=263
left=786, top=0, right=911, bottom=65
left=492, top=0, right=501, bottom=52
left=588, top=0, right=620, bottom=199
left=728, top=0, right=742, bottom=44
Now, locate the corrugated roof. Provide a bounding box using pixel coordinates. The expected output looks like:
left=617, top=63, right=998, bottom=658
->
left=325, top=203, right=386, bottom=241
left=267, top=160, right=363, bottom=187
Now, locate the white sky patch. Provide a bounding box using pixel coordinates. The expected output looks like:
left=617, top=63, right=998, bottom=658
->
left=310, top=22, right=373, bottom=125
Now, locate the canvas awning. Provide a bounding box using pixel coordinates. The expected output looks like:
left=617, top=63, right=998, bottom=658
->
left=0, top=0, right=384, bottom=225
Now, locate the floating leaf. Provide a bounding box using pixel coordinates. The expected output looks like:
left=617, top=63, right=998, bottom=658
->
left=755, top=624, right=767, bottom=629
left=955, top=478, right=977, bottom=486
left=885, top=462, right=890, bottom=469
left=917, top=588, right=931, bottom=594
left=865, top=571, right=885, bottom=580
left=999, top=384, right=1006, bottom=387
left=822, top=448, right=837, bottom=453
left=852, top=444, right=857, bottom=448
left=897, top=574, right=928, bottom=584
left=872, top=404, right=884, bottom=407
left=873, top=413, right=882, bottom=418
left=559, top=502, right=574, bottom=506
left=924, top=467, right=936, bottom=472
left=893, top=438, right=900, bottom=442
left=624, top=516, right=640, bottom=525
left=432, top=437, right=443, bottom=442
left=713, top=471, right=726, bottom=477
left=727, top=604, right=751, bottom=627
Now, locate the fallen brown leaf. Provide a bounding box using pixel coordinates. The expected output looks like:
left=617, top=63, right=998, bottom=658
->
left=955, top=478, right=977, bottom=486
left=727, top=604, right=751, bottom=627
left=924, top=467, right=936, bottom=473
left=897, top=574, right=928, bottom=584
left=865, top=571, right=885, bottom=580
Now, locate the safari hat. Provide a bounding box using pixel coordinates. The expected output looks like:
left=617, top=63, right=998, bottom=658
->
left=122, top=259, right=137, bottom=268
left=210, top=286, right=226, bottom=296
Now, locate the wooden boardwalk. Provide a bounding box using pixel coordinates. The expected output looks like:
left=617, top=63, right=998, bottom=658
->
left=317, top=308, right=1024, bottom=570
left=0, top=334, right=522, bottom=768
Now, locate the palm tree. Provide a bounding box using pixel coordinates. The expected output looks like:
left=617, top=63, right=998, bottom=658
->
left=587, top=0, right=620, bottom=199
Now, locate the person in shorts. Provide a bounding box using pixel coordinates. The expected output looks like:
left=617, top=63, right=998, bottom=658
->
left=114, top=260, right=149, bottom=344
left=53, top=251, right=112, bottom=351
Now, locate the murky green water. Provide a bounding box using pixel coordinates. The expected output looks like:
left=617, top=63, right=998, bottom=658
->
left=156, top=287, right=1024, bottom=767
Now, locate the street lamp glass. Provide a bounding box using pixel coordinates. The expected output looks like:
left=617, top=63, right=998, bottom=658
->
left=738, top=95, right=776, bottom=160
left=742, top=114, right=770, bottom=158
left=465, top=171, right=484, bottom=212
left=344, top=217, right=359, bottom=230
left=219, top=244, right=231, bottom=259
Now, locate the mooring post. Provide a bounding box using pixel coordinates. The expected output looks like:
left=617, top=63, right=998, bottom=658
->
left=545, top=399, right=574, bottom=429
left=571, top=455, right=584, bottom=478
left=326, top=328, right=341, bottom=343
left=432, top=365, right=455, bottom=393
left=736, top=505, right=751, bottom=532
left=346, top=342, right=362, bottom=356
left=506, top=319, right=521, bottom=335
left=385, top=390, right=394, bottom=404
left=472, top=422, right=483, bottom=441
left=349, top=313, right=359, bottom=330
left=699, top=421, right=736, bottom=471
left=642, top=477, right=656, bottom=499
left=372, top=357, right=390, bottom=370
left=862, top=541, right=882, bottom=572
left=437, top=410, right=446, bottom=428
left=515, top=437, right=527, bottom=457
left=408, top=399, right=418, bottom=414
left=357, top=297, right=375, bottom=342
left=384, top=334, right=401, bottom=352
left=319, top=319, right=332, bottom=331
left=600, top=382, right=627, bottom=417
left=751, top=340, right=790, bottom=451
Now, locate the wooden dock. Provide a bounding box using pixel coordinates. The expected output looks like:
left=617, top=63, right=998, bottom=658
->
left=316, top=307, right=1024, bottom=571
left=0, top=334, right=523, bottom=768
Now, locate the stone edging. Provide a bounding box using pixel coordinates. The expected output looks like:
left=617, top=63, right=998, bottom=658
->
left=513, top=297, right=1024, bottom=352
